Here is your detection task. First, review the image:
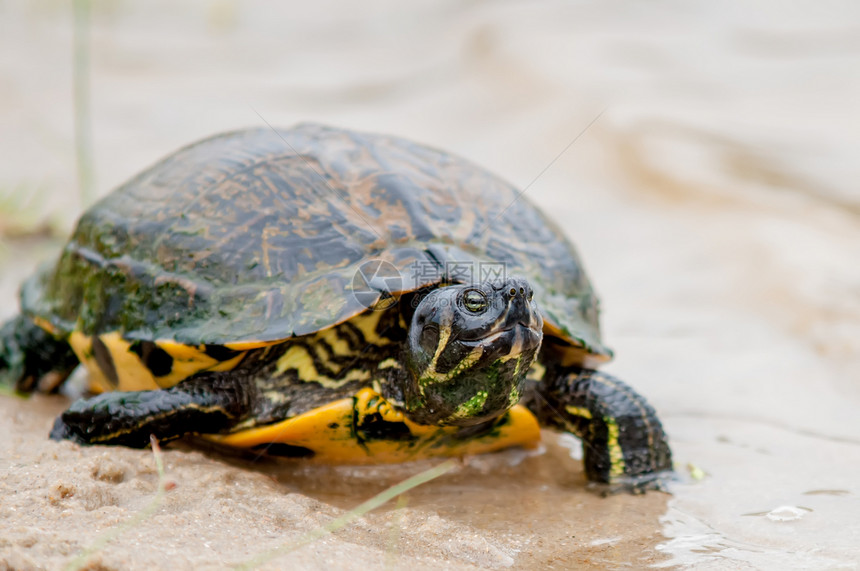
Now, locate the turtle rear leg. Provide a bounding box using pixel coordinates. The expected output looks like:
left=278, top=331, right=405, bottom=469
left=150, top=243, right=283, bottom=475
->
left=50, top=370, right=254, bottom=447
left=0, top=314, right=79, bottom=394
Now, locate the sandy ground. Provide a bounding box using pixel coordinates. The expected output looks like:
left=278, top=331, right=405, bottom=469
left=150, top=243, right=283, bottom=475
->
left=1, top=393, right=671, bottom=570
left=2, top=1, right=860, bottom=569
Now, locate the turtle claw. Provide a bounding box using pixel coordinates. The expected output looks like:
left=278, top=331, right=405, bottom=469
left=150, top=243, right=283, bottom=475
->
left=586, top=469, right=677, bottom=496
left=49, top=415, right=88, bottom=444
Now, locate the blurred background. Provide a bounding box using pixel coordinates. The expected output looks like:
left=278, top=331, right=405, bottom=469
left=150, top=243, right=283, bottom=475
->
left=1, top=1, right=859, bottom=568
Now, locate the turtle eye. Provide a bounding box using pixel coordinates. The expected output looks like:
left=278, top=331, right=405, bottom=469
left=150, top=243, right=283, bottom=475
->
left=462, top=289, right=488, bottom=313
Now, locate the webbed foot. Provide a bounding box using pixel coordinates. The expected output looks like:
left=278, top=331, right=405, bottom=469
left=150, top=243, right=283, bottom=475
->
left=525, top=366, right=674, bottom=493
left=49, top=372, right=252, bottom=447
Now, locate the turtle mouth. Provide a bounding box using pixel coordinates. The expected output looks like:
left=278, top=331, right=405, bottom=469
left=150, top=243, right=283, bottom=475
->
left=464, top=322, right=542, bottom=347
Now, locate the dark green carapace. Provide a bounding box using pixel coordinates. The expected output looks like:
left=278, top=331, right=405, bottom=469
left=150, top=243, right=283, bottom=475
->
left=0, top=124, right=672, bottom=492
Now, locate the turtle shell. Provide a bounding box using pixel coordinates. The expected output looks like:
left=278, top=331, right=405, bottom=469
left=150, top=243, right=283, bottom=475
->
left=22, top=124, right=610, bottom=362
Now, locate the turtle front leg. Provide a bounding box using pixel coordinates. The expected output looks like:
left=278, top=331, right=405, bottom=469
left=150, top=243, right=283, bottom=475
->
left=50, top=371, right=254, bottom=448
left=524, top=365, right=673, bottom=494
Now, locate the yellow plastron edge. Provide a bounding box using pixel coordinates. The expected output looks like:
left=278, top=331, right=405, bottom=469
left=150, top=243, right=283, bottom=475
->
left=67, top=331, right=248, bottom=393
left=203, top=388, right=542, bottom=464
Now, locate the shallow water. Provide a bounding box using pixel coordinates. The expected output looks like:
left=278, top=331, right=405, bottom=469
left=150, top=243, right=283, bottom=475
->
left=246, top=439, right=672, bottom=569
left=2, top=1, right=859, bottom=568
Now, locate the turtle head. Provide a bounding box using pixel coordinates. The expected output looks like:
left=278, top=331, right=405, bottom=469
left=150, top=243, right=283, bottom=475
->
left=400, top=277, right=543, bottom=426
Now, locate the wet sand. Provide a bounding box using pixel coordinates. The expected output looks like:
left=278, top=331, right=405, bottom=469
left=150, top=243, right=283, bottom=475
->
left=2, top=1, right=859, bottom=569
left=1, top=392, right=670, bottom=570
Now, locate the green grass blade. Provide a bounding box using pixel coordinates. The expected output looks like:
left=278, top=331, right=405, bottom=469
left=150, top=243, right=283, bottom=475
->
left=384, top=494, right=409, bottom=571
left=73, top=0, right=95, bottom=205
left=236, top=459, right=457, bottom=570
left=64, top=436, right=170, bottom=571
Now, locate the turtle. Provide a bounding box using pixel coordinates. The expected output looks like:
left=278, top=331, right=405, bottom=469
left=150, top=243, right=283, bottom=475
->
left=0, top=123, right=672, bottom=492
